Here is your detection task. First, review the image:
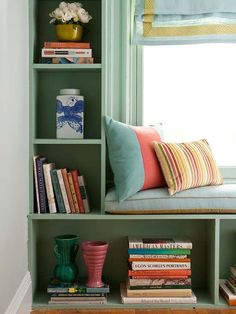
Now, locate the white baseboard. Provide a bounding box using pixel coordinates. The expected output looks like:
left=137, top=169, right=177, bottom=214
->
left=5, top=272, right=32, bottom=314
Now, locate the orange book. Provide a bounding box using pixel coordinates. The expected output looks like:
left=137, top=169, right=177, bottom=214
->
left=130, top=275, right=190, bottom=279
left=44, top=41, right=90, bottom=49
left=61, top=168, right=75, bottom=214
left=67, top=172, right=80, bottom=213
left=128, top=270, right=191, bottom=277
left=71, top=170, right=85, bottom=213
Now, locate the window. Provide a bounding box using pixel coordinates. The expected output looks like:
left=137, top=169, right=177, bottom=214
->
left=142, top=44, right=236, bottom=179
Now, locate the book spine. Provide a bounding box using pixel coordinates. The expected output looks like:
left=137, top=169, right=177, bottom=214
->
left=48, top=287, right=110, bottom=294
left=67, top=172, right=80, bottom=213
left=50, top=293, right=105, bottom=297
left=129, top=284, right=191, bottom=290
left=50, top=169, right=66, bottom=213
left=61, top=168, right=76, bottom=213
left=130, top=261, right=191, bottom=270
left=52, top=57, right=94, bottom=64
left=130, top=275, right=190, bottom=279
left=121, top=295, right=196, bottom=304
left=44, top=42, right=90, bottom=49
left=71, top=170, right=85, bottom=213
left=78, top=175, right=90, bottom=213
left=49, top=300, right=107, bottom=304
left=36, top=157, right=48, bottom=213
left=50, top=296, right=106, bottom=301
left=32, top=155, right=40, bottom=213
left=126, top=288, right=192, bottom=298
left=128, top=249, right=191, bottom=255
left=128, top=277, right=192, bottom=287
left=129, top=239, right=192, bottom=249
left=43, top=163, right=57, bottom=214
left=57, top=169, right=71, bottom=214
left=129, top=258, right=190, bottom=262
left=129, top=254, right=189, bottom=259
left=128, top=269, right=192, bottom=276
left=42, top=48, right=92, bottom=58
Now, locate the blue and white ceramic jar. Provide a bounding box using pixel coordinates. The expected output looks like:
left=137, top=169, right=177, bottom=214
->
left=56, top=88, right=84, bottom=139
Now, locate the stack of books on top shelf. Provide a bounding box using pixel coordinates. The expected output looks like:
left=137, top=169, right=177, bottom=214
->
left=47, top=278, right=110, bottom=305
left=33, top=155, right=90, bottom=214
left=219, top=266, right=236, bottom=306
left=120, top=236, right=197, bottom=304
left=41, top=42, right=94, bottom=64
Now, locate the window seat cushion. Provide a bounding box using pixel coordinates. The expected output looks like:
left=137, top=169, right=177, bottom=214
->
left=105, top=184, right=236, bottom=214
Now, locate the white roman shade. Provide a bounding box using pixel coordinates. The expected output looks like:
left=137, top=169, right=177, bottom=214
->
left=133, top=0, right=236, bottom=45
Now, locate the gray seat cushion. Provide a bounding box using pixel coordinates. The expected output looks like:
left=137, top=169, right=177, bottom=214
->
left=105, top=184, right=236, bottom=214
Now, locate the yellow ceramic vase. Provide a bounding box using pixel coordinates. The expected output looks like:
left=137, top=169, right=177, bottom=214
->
left=55, top=24, right=83, bottom=42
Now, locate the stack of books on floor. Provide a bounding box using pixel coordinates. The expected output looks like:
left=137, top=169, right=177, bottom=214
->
left=219, top=266, right=236, bottom=305
left=47, top=278, right=110, bottom=305
left=33, top=155, right=90, bottom=214
left=41, top=41, right=94, bottom=64
left=120, top=236, right=197, bottom=304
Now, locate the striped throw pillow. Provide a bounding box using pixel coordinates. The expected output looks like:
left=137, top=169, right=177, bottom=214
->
left=152, top=139, right=223, bottom=195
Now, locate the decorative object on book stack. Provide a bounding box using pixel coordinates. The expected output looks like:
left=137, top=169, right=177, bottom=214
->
left=56, top=89, right=84, bottom=139
left=49, top=2, right=92, bottom=42
left=82, top=241, right=109, bottom=288
left=54, top=234, right=79, bottom=283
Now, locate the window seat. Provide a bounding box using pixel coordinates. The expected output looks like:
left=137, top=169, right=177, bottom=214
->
left=105, top=184, right=236, bottom=214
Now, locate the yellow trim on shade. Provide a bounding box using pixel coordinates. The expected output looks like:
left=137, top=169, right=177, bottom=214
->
left=143, top=23, right=236, bottom=37
left=144, top=0, right=155, bottom=17
left=142, top=0, right=236, bottom=38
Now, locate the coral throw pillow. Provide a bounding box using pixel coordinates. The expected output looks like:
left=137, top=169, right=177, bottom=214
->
left=152, top=139, right=223, bottom=195
left=105, top=116, right=166, bottom=201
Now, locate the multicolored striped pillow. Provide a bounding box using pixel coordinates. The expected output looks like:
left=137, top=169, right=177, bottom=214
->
left=152, top=139, right=223, bottom=195
left=105, top=116, right=166, bottom=201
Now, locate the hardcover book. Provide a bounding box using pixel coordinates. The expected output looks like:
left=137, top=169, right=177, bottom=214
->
left=42, top=48, right=92, bottom=58
left=219, top=279, right=236, bottom=306
left=128, top=249, right=191, bottom=255
left=32, top=155, right=40, bottom=213
left=128, top=237, right=192, bottom=249
left=120, top=283, right=197, bottom=304
left=128, top=277, right=192, bottom=289
left=130, top=261, right=191, bottom=270
left=50, top=169, right=66, bottom=213
left=71, top=170, right=85, bottom=213
left=67, top=172, right=80, bottom=213
left=44, top=42, right=90, bottom=49
left=43, top=163, right=57, bottom=214
left=78, top=175, right=90, bottom=213
left=56, top=169, right=71, bottom=214
left=36, top=157, right=48, bottom=213
left=61, top=168, right=75, bottom=213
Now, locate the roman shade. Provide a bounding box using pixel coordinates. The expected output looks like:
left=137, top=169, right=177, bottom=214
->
left=133, top=0, right=236, bottom=45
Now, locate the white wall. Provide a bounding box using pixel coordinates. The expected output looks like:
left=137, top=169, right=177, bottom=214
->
left=0, top=0, right=29, bottom=312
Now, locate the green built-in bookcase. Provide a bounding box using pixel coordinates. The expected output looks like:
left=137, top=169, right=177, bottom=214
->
left=28, top=0, right=236, bottom=310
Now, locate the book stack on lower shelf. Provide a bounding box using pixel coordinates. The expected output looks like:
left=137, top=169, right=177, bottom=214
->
left=47, top=278, right=110, bottom=305
left=33, top=155, right=90, bottom=214
left=120, top=236, right=197, bottom=304
left=220, top=266, right=236, bottom=306
left=41, top=42, right=94, bottom=64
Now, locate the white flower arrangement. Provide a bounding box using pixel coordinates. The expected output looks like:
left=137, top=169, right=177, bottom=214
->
left=49, top=2, right=92, bottom=24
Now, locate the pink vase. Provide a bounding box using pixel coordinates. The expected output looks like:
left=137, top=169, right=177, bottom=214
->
left=81, top=241, right=108, bottom=288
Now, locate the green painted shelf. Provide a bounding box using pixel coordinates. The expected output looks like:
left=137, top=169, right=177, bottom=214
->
left=32, top=289, right=220, bottom=309
left=32, top=64, right=102, bottom=71
left=33, top=139, right=102, bottom=145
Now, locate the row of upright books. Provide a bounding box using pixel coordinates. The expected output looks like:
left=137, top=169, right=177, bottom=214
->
left=47, top=278, right=110, bottom=305
left=41, top=41, right=94, bottom=64
left=220, top=266, right=236, bottom=305
left=120, top=236, right=197, bottom=304
left=33, top=155, right=90, bottom=214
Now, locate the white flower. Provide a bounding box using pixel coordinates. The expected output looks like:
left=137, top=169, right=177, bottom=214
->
left=62, top=11, right=73, bottom=22
left=59, top=2, right=67, bottom=10
left=54, top=8, right=63, bottom=19
left=68, top=3, right=77, bottom=11
left=77, top=8, right=92, bottom=23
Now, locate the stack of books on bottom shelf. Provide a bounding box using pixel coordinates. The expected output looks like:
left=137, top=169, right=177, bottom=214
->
left=120, top=236, right=197, bottom=304
left=47, top=278, right=110, bottom=305
left=219, top=266, right=236, bottom=306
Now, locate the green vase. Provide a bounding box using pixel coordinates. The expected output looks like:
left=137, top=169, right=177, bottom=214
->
left=53, top=234, right=79, bottom=283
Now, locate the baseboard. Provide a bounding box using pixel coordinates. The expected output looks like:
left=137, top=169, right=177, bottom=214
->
left=5, top=271, right=32, bottom=314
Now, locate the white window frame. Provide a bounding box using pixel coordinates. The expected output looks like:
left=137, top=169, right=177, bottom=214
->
left=135, top=46, right=236, bottom=182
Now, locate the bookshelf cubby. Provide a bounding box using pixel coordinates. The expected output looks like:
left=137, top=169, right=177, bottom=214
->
left=28, top=0, right=236, bottom=310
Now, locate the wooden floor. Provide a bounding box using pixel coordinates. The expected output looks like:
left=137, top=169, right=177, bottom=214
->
left=31, top=309, right=236, bottom=314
